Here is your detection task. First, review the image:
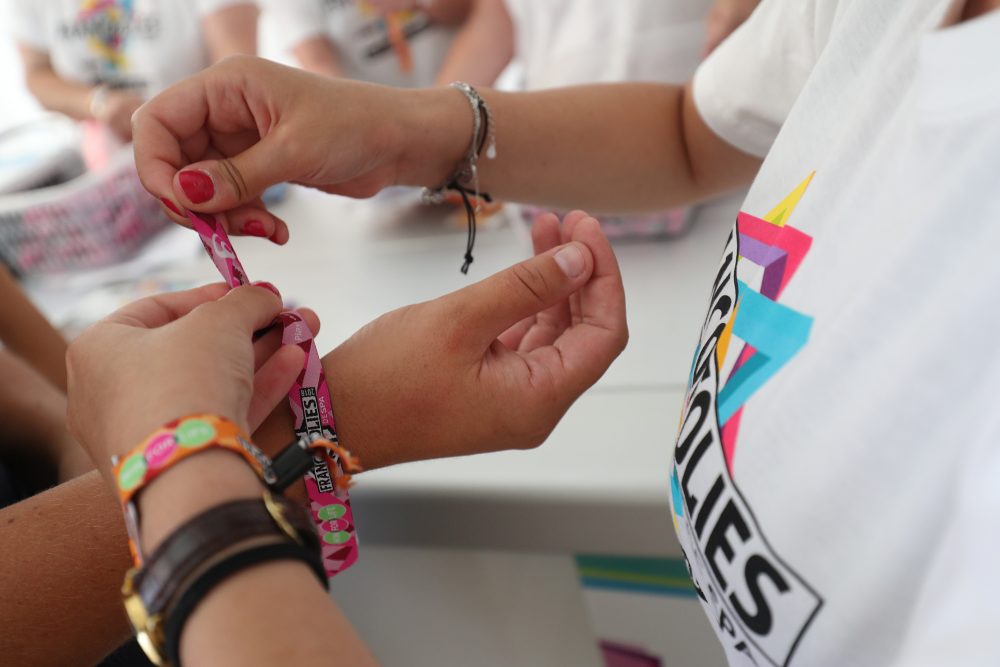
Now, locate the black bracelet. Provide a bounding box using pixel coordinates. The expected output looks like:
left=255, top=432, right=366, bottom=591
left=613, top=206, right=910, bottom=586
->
left=165, top=539, right=327, bottom=667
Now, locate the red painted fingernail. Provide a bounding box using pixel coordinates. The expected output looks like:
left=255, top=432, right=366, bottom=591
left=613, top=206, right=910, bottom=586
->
left=159, top=197, right=182, bottom=215
left=252, top=281, right=281, bottom=299
left=243, top=220, right=267, bottom=237
left=178, top=170, right=214, bottom=204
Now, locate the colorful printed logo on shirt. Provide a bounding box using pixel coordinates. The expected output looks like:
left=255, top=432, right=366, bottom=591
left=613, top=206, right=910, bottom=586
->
left=76, top=0, right=136, bottom=71
left=670, top=174, right=822, bottom=666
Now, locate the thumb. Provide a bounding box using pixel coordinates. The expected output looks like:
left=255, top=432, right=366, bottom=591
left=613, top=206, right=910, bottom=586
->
left=172, top=139, right=281, bottom=211
left=204, top=282, right=284, bottom=335
left=451, top=242, right=594, bottom=345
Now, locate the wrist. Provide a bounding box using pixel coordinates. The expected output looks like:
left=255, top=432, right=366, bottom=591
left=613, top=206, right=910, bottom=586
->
left=88, top=84, right=109, bottom=120
left=394, top=86, right=473, bottom=188
left=137, top=450, right=262, bottom=553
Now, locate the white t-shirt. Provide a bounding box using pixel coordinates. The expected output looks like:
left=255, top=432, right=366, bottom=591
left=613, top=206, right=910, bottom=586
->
left=9, top=0, right=248, bottom=98
left=261, top=0, right=453, bottom=88
left=674, top=1, right=1000, bottom=665
left=504, top=0, right=713, bottom=88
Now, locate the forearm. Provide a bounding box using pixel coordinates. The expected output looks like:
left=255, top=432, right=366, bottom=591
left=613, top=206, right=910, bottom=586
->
left=202, top=4, right=259, bottom=61
left=0, top=472, right=132, bottom=667
left=0, top=446, right=372, bottom=667
left=20, top=61, right=95, bottom=122
left=292, top=36, right=344, bottom=78
left=0, top=265, right=68, bottom=391
left=131, top=451, right=375, bottom=666
left=425, top=0, right=474, bottom=26
left=0, top=351, right=76, bottom=465
left=170, top=459, right=376, bottom=667
left=400, top=82, right=758, bottom=213
left=184, top=560, right=373, bottom=666
left=433, top=0, right=513, bottom=86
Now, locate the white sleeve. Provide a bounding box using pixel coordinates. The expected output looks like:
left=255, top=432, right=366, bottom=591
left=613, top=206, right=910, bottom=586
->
left=5, top=1, right=48, bottom=51
left=258, top=0, right=328, bottom=53
left=692, top=0, right=826, bottom=158
left=889, top=424, right=1000, bottom=666
left=196, top=0, right=259, bottom=16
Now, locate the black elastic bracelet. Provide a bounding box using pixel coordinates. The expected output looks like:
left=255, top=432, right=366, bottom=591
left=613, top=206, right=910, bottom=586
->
left=164, top=541, right=327, bottom=667
left=448, top=181, right=492, bottom=275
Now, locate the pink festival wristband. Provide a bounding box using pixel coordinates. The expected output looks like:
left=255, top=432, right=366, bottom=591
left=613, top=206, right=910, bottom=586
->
left=188, top=210, right=358, bottom=578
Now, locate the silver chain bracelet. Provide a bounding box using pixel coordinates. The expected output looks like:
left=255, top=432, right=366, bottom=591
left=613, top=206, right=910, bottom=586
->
left=422, top=81, right=498, bottom=273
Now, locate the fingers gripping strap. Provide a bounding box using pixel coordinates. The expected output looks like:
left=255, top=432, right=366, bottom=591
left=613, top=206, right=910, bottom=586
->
left=187, top=211, right=359, bottom=578
left=190, top=214, right=249, bottom=289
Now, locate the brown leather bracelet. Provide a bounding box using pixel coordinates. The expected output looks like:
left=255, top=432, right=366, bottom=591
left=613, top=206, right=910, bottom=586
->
left=122, top=491, right=325, bottom=666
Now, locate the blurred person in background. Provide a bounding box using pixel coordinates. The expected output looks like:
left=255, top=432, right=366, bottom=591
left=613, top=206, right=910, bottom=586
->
left=260, top=0, right=469, bottom=86
left=436, top=0, right=761, bottom=88
left=433, top=0, right=761, bottom=239
left=10, top=0, right=259, bottom=171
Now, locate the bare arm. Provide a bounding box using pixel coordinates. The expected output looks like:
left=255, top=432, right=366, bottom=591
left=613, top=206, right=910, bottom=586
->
left=424, top=0, right=473, bottom=25
left=292, top=35, right=344, bottom=78
left=0, top=264, right=67, bottom=391
left=0, top=351, right=91, bottom=481
left=365, top=0, right=471, bottom=25
left=17, top=44, right=142, bottom=140
left=434, top=0, right=514, bottom=86
left=0, top=472, right=133, bottom=667
left=201, top=3, right=259, bottom=61
left=17, top=45, right=96, bottom=122
left=141, top=454, right=376, bottom=667
left=131, top=57, right=760, bottom=230
left=0, top=460, right=375, bottom=667
left=402, top=81, right=762, bottom=213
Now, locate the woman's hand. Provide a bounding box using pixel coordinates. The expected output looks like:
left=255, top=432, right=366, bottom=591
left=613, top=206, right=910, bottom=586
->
left=132, top=56, right=468, bottom=243
left=260, top=212, right=628, bottom=469
left=66, top=282, right=318, bottom=474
